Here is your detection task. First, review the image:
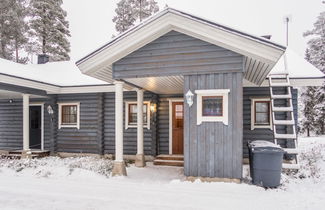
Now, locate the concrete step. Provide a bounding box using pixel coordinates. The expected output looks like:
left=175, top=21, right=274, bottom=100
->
left=153, top=159, right=184, bottom=167
left=155, top=155, right=184, bottom=161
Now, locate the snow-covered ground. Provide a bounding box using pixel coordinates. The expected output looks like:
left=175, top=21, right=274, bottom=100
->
left=0, top=136, right=324, bottom=210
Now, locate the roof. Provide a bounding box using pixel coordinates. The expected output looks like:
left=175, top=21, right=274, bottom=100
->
left=0, top=58, right=107, bottom=87
left=76, top=7, right=285, bottom=65
left=76, top=7, right=286, bottom=87
left=269, top=47, right=325, bottom=79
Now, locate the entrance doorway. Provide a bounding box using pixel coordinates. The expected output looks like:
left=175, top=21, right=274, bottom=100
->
left=29, top=105, right=43, bottom=150
left=171, top=102, right=184, bottom=154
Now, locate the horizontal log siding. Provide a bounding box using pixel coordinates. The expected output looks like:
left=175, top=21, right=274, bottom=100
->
left=0, top=99, right=23, bottom=150
left=103, top=91, right=157, bottom=155
left=184, top=72, right=243, bottom=179
left=113, top=31, right=244, bottom=79
left=56, top=93, right=100, bottom=153
left=243, top=87, right=298, bottom=157
left=0, top=98, right=52, bottom=150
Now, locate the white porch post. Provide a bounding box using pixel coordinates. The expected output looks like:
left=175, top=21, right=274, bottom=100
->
left=112, top=81, right=127, bottom=176
left=135, top=89, right=146, bottom=167
left=22, top=94, right=30, bottom=151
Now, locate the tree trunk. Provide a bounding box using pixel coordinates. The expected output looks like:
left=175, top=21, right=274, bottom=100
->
left=139, top=0, right=142, bottom=22
left=15, top=39, right=19, bottom=63
left=307, top=128, right=310, bottom=137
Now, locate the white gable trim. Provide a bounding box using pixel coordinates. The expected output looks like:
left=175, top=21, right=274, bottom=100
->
left=77, top=9, right=284, bottom=80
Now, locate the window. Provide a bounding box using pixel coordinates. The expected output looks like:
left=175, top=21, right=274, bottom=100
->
left=195, top=89, right=230, bottom=125
left=202, top=96, right=223, bottom=116
left=251, top=98, right=272, bottom=130
left=58, top=102, right=80, bottom=129
left=125, top=101, right=150, bottom=129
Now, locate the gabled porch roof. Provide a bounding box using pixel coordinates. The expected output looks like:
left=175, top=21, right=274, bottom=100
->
left=76, top=7, right=286, bottom=89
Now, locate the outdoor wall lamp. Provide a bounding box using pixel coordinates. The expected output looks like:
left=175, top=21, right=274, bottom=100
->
left=150, top=103, right=157, bottom=113
left=185, top=90, right=194, bottom=107
left=47, top=105, right=54, bottom=122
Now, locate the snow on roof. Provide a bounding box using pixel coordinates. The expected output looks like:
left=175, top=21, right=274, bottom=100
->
left=269, top=48, right=325, bottom=78
left=0, top=58, right=108, bottom=87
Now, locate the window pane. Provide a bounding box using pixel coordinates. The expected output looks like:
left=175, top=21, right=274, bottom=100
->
left=61, top=105, right=77, bottom=124
left=256, top=113, right=269, bottom=124
left=128, top=104, right=148, bottom=124
left=256, top=102, right=268, bottom=112
left=202, top=96, right=223, bottom=116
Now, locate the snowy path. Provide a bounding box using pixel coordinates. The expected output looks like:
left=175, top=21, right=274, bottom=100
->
left=0, top=136, right=324, bottom=210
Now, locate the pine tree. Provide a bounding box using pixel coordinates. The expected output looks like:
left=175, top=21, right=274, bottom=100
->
left=112, top=0, right=136, bottom=33
left=301, top=11, right=325, bottom=135
left=112, top=0, right=159, bottom=34
left=301, top=86, right=318, bottom=137
left=11, top=0, right=29, bottom=63
left=0, top=0, right=30, bottom=63
left=29, top=0, right=71, bottom=61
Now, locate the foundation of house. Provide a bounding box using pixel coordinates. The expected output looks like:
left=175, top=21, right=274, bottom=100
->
left=186, top=176, right=241, bottom=184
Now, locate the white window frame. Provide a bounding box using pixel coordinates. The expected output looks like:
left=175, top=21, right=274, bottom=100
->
left=58, top=102, right=80, bottom=129
left=195, top=89, right=230, bottom=125
left=250, top=98, right=272, bottom=130
left=125, top=101, right=150, bottom=130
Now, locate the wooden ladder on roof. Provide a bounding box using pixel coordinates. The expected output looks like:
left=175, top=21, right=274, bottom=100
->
left=269, top=74, right=299, bottom=170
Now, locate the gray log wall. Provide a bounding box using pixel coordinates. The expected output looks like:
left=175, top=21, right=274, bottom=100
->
left=0, top=98, right=53, bottom=151
left=183, top=72, right=243, bottom=179
left=113, top=31, right=244, bottom=79
left=243, top=87, right=298, bottom=157
left=0, top=91, right=158, bottom=156
left=103, top=92, right=158, bottom=156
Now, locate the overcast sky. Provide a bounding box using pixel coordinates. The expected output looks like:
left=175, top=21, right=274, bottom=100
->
left=62, top=0, right=324, bottom=61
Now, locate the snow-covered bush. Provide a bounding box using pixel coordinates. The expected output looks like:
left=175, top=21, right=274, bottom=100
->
left=298, top=144, right=325, bottom=179
left=0, top=156, right=113, bottom=178
left=284, top=141, right=325, bottom=182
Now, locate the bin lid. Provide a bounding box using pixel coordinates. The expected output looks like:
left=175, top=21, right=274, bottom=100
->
left=249, top=140, right=284, bottom=153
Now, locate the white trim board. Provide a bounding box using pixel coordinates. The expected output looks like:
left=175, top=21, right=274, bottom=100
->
left=124, top=101, right=150, bottom=130
left=250, top=98, right=272, bottom=130
left=0, top=74, right=116, bottom=95
left=168, top=98, right=184, bottom=155
left=58, top=102, right=80, bottom=129
left=77, top=9, right=284, bottom=85
left=195, top=89, right=230, bottom=125
left=29, top=103, right=44, bottom=151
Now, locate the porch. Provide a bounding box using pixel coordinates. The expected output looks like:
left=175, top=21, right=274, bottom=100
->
left=0, top=86, right=51, bottom=153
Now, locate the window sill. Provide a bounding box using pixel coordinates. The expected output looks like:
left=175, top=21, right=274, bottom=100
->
left=125, top=124, right=150, bottom=130
left=59, top=124, right=79, bottom=129
left=251, top=125, right=272, bottom=130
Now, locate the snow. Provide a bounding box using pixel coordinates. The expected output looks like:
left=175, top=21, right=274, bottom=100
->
left=0, top=58, right=107, bottom=86
left=0, top=136, right=324, bottom=210
left=269, top=47, right=325, bottom=78
left=249, top=140, right=281, bottom=148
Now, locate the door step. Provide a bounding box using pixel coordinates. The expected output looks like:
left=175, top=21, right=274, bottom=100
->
left=153, top=155, right=184, bottom=166
left=0, top=150, right=50, bottom=159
